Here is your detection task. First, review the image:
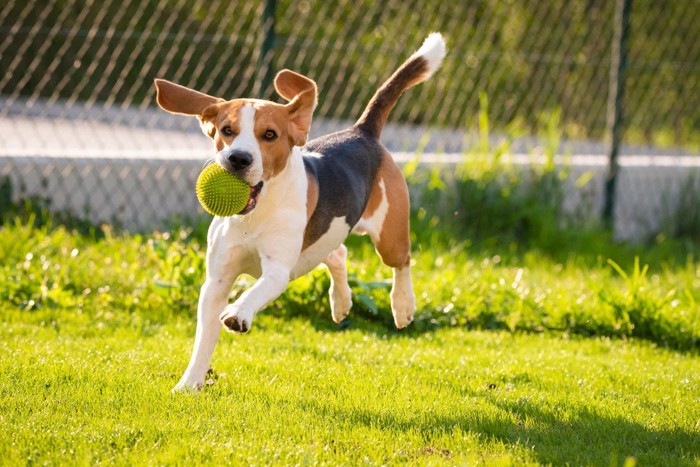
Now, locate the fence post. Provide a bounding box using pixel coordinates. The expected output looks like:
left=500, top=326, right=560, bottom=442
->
left=255, top=0, right=277, bottom=99
left=603, top=0, right=632, bottom=232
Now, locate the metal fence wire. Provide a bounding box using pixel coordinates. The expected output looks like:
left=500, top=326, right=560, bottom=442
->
left=0, top=0, right=699, bottom=239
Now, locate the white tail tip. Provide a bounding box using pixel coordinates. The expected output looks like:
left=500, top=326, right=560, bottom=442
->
left=413, top=32, right=447, bottom=77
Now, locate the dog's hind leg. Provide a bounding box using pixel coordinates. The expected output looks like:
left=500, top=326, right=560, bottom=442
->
left=323, top=244, right=353, bottom=323
left=357, top=156, right=416, bottom=329
left=388, top=262, right=416, bottom=329
left=378, top=226, right=416, bottom=330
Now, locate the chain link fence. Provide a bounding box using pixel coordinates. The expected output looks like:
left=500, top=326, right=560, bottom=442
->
left=1, top=0, right=699, bottom=239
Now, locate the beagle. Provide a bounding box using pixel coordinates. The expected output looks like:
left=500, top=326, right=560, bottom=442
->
left=155, top=33, right=446, bottom=391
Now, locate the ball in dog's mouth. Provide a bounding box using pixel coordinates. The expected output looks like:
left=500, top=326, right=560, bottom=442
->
left=239, top=181, right=264, bottom=215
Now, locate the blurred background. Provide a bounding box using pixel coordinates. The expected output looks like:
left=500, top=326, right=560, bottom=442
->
left=1, top=0, right=698, bottom=241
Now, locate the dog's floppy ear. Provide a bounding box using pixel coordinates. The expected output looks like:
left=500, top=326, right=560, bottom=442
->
left=275, top=70, right=317, bottom=146
left=154, top=79, right=223, bottom=116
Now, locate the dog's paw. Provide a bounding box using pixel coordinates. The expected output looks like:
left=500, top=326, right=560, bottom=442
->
left=172, top=378, right=203, bottom=394
left=330, top=294, right=352, bottom=323
left=331, top=300, right=352, bottom=324
left=220, top=306, right=253, bottom=333
left=330, top=286, right=352, bottom=323
left=391, top=290, right=416, bottom=329
left=393, top=313, right=414, bottom=329
left=222, top=315, right=249, bottom=333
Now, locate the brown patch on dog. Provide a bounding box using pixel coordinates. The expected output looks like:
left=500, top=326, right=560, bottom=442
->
left=154, top=79, right=223, bottom=116
left=301, top=173, right=320, bottom=251
left=305, top=172, right=319, bottom=223
left=199, top=102, right=228, bottom=151
left=362, top=152, right=411, bottom=268
left=362, top=173, right=384, bottom=220
left=251, top=101, right=296, bottom=179
left=274, top=70, right=318, bottom=147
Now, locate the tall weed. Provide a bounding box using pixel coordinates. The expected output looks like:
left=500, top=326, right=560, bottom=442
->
left=406, top=95, right=580, bottom=250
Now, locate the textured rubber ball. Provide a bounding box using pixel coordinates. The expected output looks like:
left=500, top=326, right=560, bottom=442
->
left=195, top=164, right=250, bottom=217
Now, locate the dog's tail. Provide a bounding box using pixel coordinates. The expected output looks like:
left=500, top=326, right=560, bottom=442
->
left=354, top=33, right=446, bottom=139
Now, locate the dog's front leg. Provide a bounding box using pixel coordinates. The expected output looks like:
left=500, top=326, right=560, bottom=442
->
left=173, top=221, right=241, bottom=392
left=219, top=258, right=291, bottom=333
left=172, top=278, right=233, bottom=392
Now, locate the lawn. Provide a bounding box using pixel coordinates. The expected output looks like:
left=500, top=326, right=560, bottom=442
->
left=1, top=218, right=699, bottom=465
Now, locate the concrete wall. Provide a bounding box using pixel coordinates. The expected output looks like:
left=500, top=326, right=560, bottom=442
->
left=1, top=100, right=698, bottom=240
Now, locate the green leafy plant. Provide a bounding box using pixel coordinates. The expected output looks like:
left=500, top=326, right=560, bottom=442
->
left=602, top=258, right=697, bottom=348
left=406, top=94, right=586, bottom=251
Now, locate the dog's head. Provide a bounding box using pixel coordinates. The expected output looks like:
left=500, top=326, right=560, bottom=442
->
left=154, top=70, right=317, bottom=213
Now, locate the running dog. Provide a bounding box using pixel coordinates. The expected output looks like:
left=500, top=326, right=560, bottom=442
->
left=155, top=33, right=446, bottom=391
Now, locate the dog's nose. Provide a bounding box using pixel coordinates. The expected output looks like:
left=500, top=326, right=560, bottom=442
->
left=227, top=150, right=253, bottom=170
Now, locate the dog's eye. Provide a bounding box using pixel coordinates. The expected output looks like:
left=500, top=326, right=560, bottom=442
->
left=221, top=126, right=234, bottom=137
left=262, top=129, right=277, bottom=141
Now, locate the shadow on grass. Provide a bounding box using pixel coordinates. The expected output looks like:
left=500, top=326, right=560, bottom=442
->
left=293, top=390, right=699, bottom=465
left=475, top=393, right=700, bottom=465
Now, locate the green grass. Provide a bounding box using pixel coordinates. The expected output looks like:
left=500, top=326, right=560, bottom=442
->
left=1, top=216, right=699, bottom=465
left=2, top=315, right=699, bottom=465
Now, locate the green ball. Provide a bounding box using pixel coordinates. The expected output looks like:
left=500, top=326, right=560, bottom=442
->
left=196, top=164, right=250, bottom=217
